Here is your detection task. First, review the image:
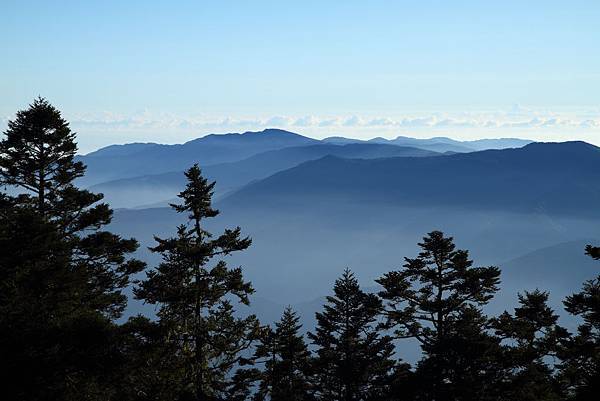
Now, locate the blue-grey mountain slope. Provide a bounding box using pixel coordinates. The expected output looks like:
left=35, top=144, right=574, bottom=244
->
left=324, top=135, right=532, bottom=153
left=90, top=142, right=438, bottom=208
left=77, top=128, right=318, bottom=186
left=80, top=129, right=531, bottom=188
left=221, top=141, right=600, bottom=218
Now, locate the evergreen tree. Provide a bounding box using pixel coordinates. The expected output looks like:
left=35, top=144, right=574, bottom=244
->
left=493, top=290, right=565, bottom=401
left=0, top=98, right=144, bottom=400
left=112, top=316, right=182, bottom=401
left=0, top=97, right=144, bottom=318
left=377, top=231, right=503, bottom=401
left=254, top=307, right=312, bottom=401
left=558, top=249, right=600, bottom=401
left=309, top=269, right=400, bottom=401
left=135, top=164, right=261, bottom=401
left=585, top=244, right=600, bottom=260
left=414, top=305, right=505, bottom=401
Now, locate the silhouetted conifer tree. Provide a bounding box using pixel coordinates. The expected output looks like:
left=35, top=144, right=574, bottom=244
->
left=558, top=247, right=600, bottom=401
left=135, top=164, right=261, bottom=401
left=493, top=290, right=565, bottom=401
left=0, top=98, right=144, bottom=400
left=253, top=307, right=312, bottom=401
left=415, top=305, right=505, bottom=401
left=309, top=269, right=401, bottom=401
left=585, top=244, right=600, bottom=260
left=377, top=231, right=503, bottom=401
left=112, top=316, right=182, bottom=401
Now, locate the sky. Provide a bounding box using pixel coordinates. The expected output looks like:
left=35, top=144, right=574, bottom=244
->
left=1, top=0, right=599, bottom=152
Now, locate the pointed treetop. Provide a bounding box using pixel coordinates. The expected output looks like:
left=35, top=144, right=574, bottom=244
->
left=1, top=97, right=84, bottom=198
left=170, top=164, right=219, bottom=225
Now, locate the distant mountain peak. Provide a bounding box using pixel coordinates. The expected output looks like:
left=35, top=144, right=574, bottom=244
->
left=187, top=128, right=314, bottom=144
left=522, top=140, right=599, bottom=154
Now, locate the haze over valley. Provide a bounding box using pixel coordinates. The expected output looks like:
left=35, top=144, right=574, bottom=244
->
left=77, top=129, right=600, bottom=328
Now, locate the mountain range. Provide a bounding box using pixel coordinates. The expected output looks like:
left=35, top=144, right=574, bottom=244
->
left=324, top=135, right=531, bottom=153
left=90, top=142, right=438, bottom=208
left=221, top=141, right=600, bottom=218
left=74, top=128, right=600, bottom=330
left=78, top=129, right=317, bottom=186
left=79, top=129, right=532, bottom=208
left=89, top=130, right=600, bottom=326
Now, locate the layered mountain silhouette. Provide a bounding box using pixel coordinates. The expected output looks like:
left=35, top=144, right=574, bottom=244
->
left=108, top=140, right=600, bottom=309
left=324, top=135, right=531, bottom=153
left=91, top=142, right=438, bottom=208
left=221, top=141, right=600, bottom=218
left=78, top=129, right=318, bottom=186
left=79, top=129, right=531, bottom=188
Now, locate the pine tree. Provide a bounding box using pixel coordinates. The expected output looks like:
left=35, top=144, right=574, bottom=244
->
left=0, top=97, right=144, bottom=318
left=585, top=244, right=600, bottom=260
left=112, top=316, right=182, bottom=401
left=309, top=269, right=400, bottom=401
left=0, top=98, right=144, bottom=400
left=558, top=249, right=600, bottom=401
left=492, top=290, right=565, bottom=401
left=377, top=231, right=503, bottom=401
left=135, top=164, right=261, bottom=401
left=254, top=307, right=312, bottom=401
left=414, top=305, right=505, bottom=401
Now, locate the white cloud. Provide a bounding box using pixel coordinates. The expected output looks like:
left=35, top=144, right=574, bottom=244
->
left=265, top=116, right=293, bottom=126
left=56, top=111, right=600, bottom=134
left=343, top=116, right=365, bottom=127
left=293, top=116, right=318, bottom=127
left=318, top=118, right=342, bottom=127
left=7, top=106, right=592, bottom=153
left=399, top=117, right=436, bottom=127
left=580, top=119, right=599, bottom=128
left=367, top=117, right=396, bottom=126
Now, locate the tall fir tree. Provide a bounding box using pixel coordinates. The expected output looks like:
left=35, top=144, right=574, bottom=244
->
left=253, top=307, right=312, bottom=401
left=0, top=97, right=144, bottom=317
left=0, top=98, right=145, bottom=400
left=135, top=164, right=261, bottom=401
left=377, top=231, right=503, bottom=401
left=492, top=290, right=565, bottom=401
left=309, top=269, right=401, bottom=401
left=558, top=246, right=600, bottom=401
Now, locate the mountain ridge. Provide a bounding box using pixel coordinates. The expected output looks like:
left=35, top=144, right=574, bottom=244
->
left=220, top=141, right=600, bottom=218
left=77, top=128, right=319, bottom=186
left=89, top=142, right=439, bottom=208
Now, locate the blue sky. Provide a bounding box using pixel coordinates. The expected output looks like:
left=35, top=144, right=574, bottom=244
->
left=1, top=0, right=599, bottom=152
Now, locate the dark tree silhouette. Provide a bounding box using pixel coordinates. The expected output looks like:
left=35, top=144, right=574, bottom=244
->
left=254, top=307, right=313, bottom=401
left=585, top=244, right=600, bottom=260
left=377, top=231, right=503, bottom=401
left=135, top=164, right=261, bottom=401
left=414, top=305, right=505, bottom=401
left=493, top=290, right=565, bottom=401
left=111, top=316, right=182, bottom=401
left=559, top=247, right=600, bottom=401
left=0, top=98, right=144, bottom=400
left=309, top=269, right=401, bottom=401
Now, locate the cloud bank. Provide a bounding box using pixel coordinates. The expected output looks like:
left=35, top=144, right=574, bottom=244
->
left=2, top=107, right=598, bottom=152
